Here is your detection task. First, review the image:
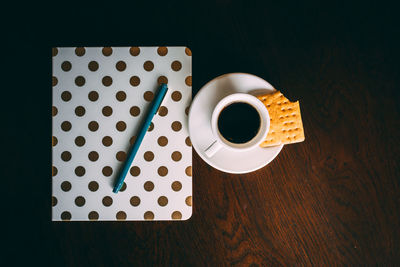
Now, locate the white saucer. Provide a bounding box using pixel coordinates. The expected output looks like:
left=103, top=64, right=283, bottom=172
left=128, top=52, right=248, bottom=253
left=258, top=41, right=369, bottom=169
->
left=188, top=73, right=284, bottom=174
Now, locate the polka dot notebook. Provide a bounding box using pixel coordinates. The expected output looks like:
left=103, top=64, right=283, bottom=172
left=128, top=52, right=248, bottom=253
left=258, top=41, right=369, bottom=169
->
left=52, top=47, right=192, bottom=221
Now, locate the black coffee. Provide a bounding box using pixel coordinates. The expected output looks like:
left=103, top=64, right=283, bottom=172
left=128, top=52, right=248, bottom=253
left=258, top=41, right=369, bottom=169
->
left=217, top=102, right=260, bottom=144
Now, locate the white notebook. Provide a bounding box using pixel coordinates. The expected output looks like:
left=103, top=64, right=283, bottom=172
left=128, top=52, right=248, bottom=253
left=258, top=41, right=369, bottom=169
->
left=52, top=46, right=192, bottom=221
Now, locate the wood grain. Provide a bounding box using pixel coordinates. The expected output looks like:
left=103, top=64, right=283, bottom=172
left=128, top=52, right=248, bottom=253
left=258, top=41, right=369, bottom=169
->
left=4, top=1, right=400, bottom=266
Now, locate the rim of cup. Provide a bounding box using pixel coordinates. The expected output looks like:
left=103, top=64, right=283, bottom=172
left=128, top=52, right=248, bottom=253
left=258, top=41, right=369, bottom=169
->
left=211, top=93, right=270, bottom=150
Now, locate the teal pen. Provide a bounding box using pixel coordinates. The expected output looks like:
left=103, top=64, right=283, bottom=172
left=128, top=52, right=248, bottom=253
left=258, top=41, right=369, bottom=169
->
left=113, top=83, right=168, bottom=193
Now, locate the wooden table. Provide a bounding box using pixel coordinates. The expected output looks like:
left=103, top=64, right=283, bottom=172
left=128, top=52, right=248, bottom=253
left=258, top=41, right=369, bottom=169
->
left=6, top=1, right=399, bottom=266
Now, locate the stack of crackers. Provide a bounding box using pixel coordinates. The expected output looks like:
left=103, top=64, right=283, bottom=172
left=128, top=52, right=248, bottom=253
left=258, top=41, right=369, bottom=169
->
left=257, top=91, right=305, bottom=147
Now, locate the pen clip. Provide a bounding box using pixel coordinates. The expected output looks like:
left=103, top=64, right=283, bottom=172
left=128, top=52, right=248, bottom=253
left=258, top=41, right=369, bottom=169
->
left=156, top=87, right=168, bottom=115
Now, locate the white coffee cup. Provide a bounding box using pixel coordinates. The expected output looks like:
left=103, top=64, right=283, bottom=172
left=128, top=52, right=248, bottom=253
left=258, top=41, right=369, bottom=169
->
left=204, top=93, right=270, bottom=157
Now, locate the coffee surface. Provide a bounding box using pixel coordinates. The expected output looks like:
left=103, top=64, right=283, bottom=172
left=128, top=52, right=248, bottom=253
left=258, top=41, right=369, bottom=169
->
left=217, top=102, right=260, bottom=144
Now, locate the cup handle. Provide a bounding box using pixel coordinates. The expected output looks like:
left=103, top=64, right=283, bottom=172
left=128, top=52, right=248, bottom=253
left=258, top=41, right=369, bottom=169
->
left=204, top=141, right=222, bottom=158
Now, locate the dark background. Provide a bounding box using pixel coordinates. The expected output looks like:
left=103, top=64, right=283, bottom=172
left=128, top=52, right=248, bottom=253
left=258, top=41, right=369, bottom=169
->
left=4, top=0, right=400, bottom=266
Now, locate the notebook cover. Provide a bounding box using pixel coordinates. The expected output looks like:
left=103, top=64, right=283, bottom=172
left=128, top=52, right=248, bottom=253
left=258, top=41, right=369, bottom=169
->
left=51, top=46, right=192, bottom=221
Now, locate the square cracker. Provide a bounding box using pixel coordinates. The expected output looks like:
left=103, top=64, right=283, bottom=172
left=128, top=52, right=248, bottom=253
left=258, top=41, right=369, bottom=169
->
left=257, top=91, right=305, bottom=147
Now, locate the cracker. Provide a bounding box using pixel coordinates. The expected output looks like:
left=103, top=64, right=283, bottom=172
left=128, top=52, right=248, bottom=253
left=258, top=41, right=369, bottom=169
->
left=257, top=91, right=305, bottom=147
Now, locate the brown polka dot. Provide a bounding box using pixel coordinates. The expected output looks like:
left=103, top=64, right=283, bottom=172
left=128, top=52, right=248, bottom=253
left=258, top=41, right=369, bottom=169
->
left=102, top=47, right=112, bottom=56
left=171, top=91, right=182, bottom=101
left=52, top=76, right=58, bottom=86
left=171, top=181, right=182, bottom=191
left=130, top=106, right=140, bottom=116
left=157, top=136, right=168, bottom=146
left=61, top=211, right=71, bottom=221
left=61, top=91, right=72, bottom=101
left=88, top=91, right=99, bottom=101
left=52, top=136, right=58, bottom=146
left=130, top=166, right=141, bottom=177
left=148, top=122, right=154, bottom=132
left=185, top=106, right=190, bottom=115
left=61, top=121, right=72, bottom=131
left=143, top=91, right=154, bottom=102
left=88, top=211, right=99, bottom=220
left=185, top=47, right=192, bottom=56
left=143, top=60, right=154, bottom=71
left=185, top=137, right=192, bottom=146
left=52, top=48, right=58, bottom=57
left=75, top=106, right=85, bottom=117
left=75, top=196, right=86, bottom=207
left=102, top=136, right=113, bottom=146
left=102, top=196, right=113, bottom=207
left=102, top=106, right=113, bottom=116
left=130, top=196, right=141, bottom=206
left=52, top=196, right=57, bottom=207
left=171, top=211, right=182, bottom=220
left=88, top=61, right=99, bottom=71
left=61, top=61, right=72, bottom=71
left=158, top=106, right=168, bottom=116
left=158, top=196, right=168, bottom=206
left=88, top=151, right=99, bottom=162
left=75, top=47, right=85, bottom=56
left=171, top=151, right=182, bottom=161
left=185, top=196, right=192, bottom=206
left=116, top=211, right=127, bottom=220
left=75, top=136, right=86, bottom=147
left=52, top=106, right=58, bottom=116
left=75, top=76, right=85, bottom=87
left=130, top=76, right=140, bottom=86
left=119, top=182, right=127, bottom=192
left=116, top=61, right=126, bottom=71
left=75, top=166, right=86, bottom=177
left=157, top=76, right=168, bottom=85
left=61, top=151, right=72, bottom=162
left=61, top=181, right=71, bottom=192
left=116, top=91, right=126, bottom=101
left=102, top=76, right=112, bottom=87
left=102, top=166, right=113, bottom=177
left=143, top=181, right=154, bottom=191
left=185, top=76, right=192, bottom=86
left=116, top=151, right=127, bottom=162
left=116, top=121, right=126, bottom=132
left=144, top=151, right=154, bottom=161
left=171, top=60, right=182, bottom=71
left=144, top=211, right=154, bottom=220
left=157, top=47, right=168, bottom=56
left=185, top=166, right=192, bottom=177
left=88, top=121, right=99, bottom=132
left=88, top=181, right=99, bottom=192
left=158, top=166, right=168, bottom=177
left=130, top=136, right=137, bottom=145
left=130, top=46, right=140, bottom=56
left=52, top=166, right=58, bottom=176
left=171, top=121, right=182, bottom=131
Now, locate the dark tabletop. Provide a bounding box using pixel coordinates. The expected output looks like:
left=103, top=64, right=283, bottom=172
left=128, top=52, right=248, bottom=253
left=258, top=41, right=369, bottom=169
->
left=5, top=1, right=400, bottom=266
